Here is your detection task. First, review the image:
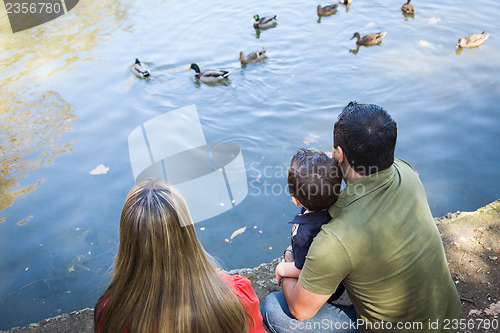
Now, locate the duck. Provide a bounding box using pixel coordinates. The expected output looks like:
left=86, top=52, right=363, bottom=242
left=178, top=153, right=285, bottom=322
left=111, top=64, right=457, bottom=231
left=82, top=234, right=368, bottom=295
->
left=253, top=15, right=277, bottom=29
left=132, top=59, right=150, bottom=78
left=317, top=4, right=338, bottom=16
left=338, top=0, right=352, bottom=4
left=351, top=32, right=386, bottom=46
left=401, top=0, right=415, bottom=14
left=239, top=49, right=267, bottom=65
left=456, top=32, right=489, bottom=48
left=190, top=63, right=229, bottom=83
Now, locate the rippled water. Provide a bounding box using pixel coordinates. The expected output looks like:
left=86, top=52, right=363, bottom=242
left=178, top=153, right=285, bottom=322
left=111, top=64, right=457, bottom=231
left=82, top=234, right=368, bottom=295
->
left=1, top=0, right=499, bottom=329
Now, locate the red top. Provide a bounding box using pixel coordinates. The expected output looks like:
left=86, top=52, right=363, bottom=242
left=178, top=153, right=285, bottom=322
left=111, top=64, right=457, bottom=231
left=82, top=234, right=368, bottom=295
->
left=218, top=273, right=266, bottom=333
left=96, top=273, right=265, bottom=332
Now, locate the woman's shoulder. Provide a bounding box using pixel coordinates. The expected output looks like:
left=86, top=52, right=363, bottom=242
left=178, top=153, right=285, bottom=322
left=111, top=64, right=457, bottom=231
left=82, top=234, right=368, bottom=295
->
left=218, top=273, right=259, bottom=304
left=218, top=273, right=252, bottom=292
left=218, top=273, right=266, bottom=333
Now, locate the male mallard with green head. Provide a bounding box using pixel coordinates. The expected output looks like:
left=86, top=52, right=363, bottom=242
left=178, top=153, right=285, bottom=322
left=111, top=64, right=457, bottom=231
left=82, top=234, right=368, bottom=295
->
left=317, top=4, right=338, bottom=16
left=189, top=63, right=229, bottom=83
left=456, top=32, right=489, bottom=48
left=253, top=15, right=277, bottom=29
left=132, top=59, right=150, bottom=78
left=401, top=0, right=415, bottom=14
left=239, top=49, right=267, bottom=65
left=351, top=32, right=386, bottom=46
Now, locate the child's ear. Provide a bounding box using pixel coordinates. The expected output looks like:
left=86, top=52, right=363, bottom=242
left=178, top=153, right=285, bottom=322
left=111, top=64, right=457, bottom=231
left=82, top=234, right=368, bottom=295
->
left=291, top=197, right=302, bottom=207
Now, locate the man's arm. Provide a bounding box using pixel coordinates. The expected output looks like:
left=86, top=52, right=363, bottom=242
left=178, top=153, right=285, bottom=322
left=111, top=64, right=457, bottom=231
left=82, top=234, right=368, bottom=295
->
left=275, top=261, right=300, bottom=286
left=281, top=250, right=331, bottom=320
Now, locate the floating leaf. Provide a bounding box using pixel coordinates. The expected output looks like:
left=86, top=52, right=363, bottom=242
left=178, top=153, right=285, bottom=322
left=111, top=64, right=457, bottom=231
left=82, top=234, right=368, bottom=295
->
left=268, top=247, right=273, bottom=250
left=259, top=230, right=263, bottom=234
left=0, top=217, right=6, bottom=223
left=484, top=301, right=500, bottom=316
left=224, top=238, right=230, bottom=243
left=230, top=226, right=246, bottom=240
left=419, top=40, right=433, bottom=48
left=303, top=133, right=319, bottom=146
left=425, top=17, right=441, bottom=24
left=17, top=216, right=33, bottom=226
left=89, top=164, right=109, bottom=175
left=200, top=227, right=205, bottom=231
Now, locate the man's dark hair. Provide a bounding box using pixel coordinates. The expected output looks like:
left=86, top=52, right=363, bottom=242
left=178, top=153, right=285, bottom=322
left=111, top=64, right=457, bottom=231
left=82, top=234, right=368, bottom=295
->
left=333, top=101, right=397, bottom=176
left=288, top=149, right=342, bottom=212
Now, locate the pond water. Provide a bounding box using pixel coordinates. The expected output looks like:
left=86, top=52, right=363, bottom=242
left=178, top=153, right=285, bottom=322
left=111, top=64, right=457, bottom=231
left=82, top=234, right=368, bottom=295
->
left=1, top=0, right=499, bottom=329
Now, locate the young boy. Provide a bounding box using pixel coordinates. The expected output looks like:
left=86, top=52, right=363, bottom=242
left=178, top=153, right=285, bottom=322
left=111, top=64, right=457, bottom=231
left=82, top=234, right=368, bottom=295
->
left=276, top=148, right=345, bottom=302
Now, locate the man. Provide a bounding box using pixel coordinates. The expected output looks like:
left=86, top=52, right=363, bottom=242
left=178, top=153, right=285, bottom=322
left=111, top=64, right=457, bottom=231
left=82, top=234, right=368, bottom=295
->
left=261, top=102, right=460, bottom=332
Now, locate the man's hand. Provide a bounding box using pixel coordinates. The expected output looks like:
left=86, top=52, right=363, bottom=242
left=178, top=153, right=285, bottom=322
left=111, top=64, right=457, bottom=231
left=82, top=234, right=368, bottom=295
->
left=276, top=260, right=301, bottom=286
left=276, top=260, right=286, bottom=286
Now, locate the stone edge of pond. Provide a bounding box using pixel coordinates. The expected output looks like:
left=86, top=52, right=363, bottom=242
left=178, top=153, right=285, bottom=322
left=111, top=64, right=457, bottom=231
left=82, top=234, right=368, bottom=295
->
left=3, top=199, right=499, bottom=333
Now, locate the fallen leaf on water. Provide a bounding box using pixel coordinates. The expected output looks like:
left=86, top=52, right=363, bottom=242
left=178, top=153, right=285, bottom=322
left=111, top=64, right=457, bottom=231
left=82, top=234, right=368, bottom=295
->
left=303, top=133, right=319, bottom=146
left=268, top=247, right=273, bottom=250
left=419, top=40, right=433, bottom=48
left=89, top=164, right=109, bottom=175
left=200, top=227, right=205, bottom=231
left=484, top=301, right=500, bottom=316
left=425, top=17, right=441, bottom=24
left=259, top=230, right=263, bottom=234
left=468, top=309, right=482, bottom=316
left=253, top=226, right=257, bottom=229
left=224, top=238, right=230, bottom=243
left=0, top=217, right=6, bottom=223
left=230, top=226, right=246, bottom=240
left=18, top=216, right=33, bottom=226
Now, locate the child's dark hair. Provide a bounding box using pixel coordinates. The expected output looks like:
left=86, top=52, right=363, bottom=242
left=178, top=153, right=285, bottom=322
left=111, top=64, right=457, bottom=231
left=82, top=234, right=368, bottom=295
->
left=288, top=148, right=342, bottom=212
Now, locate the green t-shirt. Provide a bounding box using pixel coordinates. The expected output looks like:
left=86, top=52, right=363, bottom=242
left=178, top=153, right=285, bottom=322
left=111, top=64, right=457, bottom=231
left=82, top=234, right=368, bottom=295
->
left=299, top=159, right=460, bottom=333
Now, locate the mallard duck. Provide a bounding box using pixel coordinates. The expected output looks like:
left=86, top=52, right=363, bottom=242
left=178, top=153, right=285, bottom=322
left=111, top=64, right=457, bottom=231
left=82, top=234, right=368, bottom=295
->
left=351, top=32, right=386, bottom=46
left=338, top=0, right=352, bottom=4
left=190, top=63, right=229, bottom=83
left=317, top=4, right=338, bottom=16
left=456, top=32, right=489, bottom=48
left=253, top=15, right=277, bottom=29
left=239, top=49, right=267, bottom=65
left=132, top=59, right=150, bottom=78
left=401, top=0, right=415, bottom=14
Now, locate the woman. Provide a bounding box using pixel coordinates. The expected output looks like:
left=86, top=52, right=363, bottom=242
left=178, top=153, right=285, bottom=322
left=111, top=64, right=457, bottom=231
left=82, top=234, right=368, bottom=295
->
left=94, top=178, right=265, bottom=332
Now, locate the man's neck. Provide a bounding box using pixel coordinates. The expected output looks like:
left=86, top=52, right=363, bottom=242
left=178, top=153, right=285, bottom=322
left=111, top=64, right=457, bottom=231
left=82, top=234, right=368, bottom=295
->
left=341, top=164, right=364, bottom=186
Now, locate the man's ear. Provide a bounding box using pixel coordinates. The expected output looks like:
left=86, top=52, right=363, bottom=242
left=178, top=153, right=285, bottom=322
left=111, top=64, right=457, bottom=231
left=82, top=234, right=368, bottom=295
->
left=332, top=145, right=344, bottom=166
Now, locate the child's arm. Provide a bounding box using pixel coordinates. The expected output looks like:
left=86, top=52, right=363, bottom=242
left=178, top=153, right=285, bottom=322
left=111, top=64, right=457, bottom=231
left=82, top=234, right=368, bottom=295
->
left=275, top=261, right=301, bottom=286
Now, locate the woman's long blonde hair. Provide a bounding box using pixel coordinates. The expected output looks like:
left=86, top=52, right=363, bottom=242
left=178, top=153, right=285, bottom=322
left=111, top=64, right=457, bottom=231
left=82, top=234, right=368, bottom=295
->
left=95, top=178, right=248, bottom=332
